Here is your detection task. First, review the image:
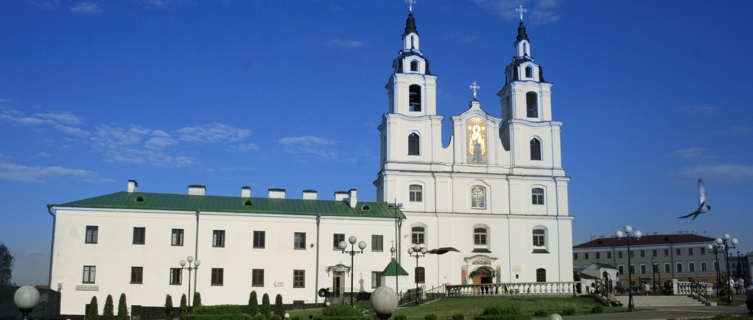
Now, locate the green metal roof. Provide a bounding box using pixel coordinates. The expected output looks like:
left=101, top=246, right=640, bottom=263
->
left=382, top=258, right=409, bottom=276
left=49, top=191, right=405, bottom=219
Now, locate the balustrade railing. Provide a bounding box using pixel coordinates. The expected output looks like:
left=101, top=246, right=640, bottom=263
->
left=445, top=282, right=576, bottom=297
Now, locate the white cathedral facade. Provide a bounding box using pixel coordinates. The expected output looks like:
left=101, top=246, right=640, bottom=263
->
left=47, top=11, right=573, bottom=316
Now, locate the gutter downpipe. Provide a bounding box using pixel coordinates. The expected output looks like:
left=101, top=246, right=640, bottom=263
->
left=315, top=214, right=321, bottom=303
left=46, top=205, right=56, bottom=289
left=194, top=210, right=200, bottom=302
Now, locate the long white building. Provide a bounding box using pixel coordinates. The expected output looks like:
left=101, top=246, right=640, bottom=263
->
left=48, top=11, right=573, bottom=316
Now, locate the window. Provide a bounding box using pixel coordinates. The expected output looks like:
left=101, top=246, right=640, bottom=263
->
left=333, top=233, right=345, bottom=250
left=371, top=271, right=383, bottom=288
left=82, top=266, right=96, bottom=284
left=85, top=226, right=98, bottom=244
left=689, top=262, right=695, bottom=272
left=640, top=264, right=646, bottom=274
left=618, top=251, right=623, bottom=259
left=688, top=248, right=694, bottom=255
left=664, top=263, right=671, bottom=273
left=607, top=251, right=612, bottom=259
left=211, top=268, right=223, bottom=286
left=676, top=248, right=681, bottom=256
left=652, top=249, right=657, bottom=257
left=584, top=253, right=589, bottom=259
left=293, top=270, right=305, bottom=288
left=640, top=250, right=645, bottom=257
left=531, top=188, right=544, bottom=205
left=169, top=268, right=182, bottom=285
left=415, top=266, right=425, bottom=284
left=701, top=247, right=706, bottom=255
left=411, top=226, right=425, bottom=245
left=471, top=185, right=486, bottom=209
left=409, top=185, right=422, bottom=202
left=132, top=227, right=145, bottom=245
left=530, top=138, right=542, bottom=161
left=294, top=232, right=306, bottom=250
left=573, top=253, right=578, bottom=260
left=526, top=92, right=538, bottom=118
left=536, top=268, right=546, bottom=282
left=532, top=229, right=545, bottom=247
left=701, top=262, right=707, bottom=272
left=664, top=249, right=669, bottom=256
left=410, top=61, right=418, bottom=72
left=252, top=269, right=264, bottom=287
left=629, top=265, right=635, bottom=274
left=618, top=265, right=624, bottom=275
left=371, top=235, right=383, bottom=252
left=172, top=229, right=184, bottom=246
left=474, top=227, right=488, bottom=245
left=525, top=66, right=532, bottom=78
left=212, top=230, right=225, bottom=248
left=408, top=133, right=420, bottom=155
left=409, top=85, right=421, bottom=112
left=131, top=266, right=143, bottom=284
left=596, top=252, right=600, bottom=259
left=676, top=263, right=683, bottom=273
left=253, top=231, right=265, bottom=249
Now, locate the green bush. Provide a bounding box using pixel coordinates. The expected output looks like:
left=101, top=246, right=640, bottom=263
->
left=117, top=293, right=128, bottom=320
left=180, top=294, right=188, bottom=320
left=193, top=292, right=202, bottom=308
left=292, top=316, right=302, bottom=320
left=392, top=315, right=407, bottom=320
left=192, top=305, right=241, bottom=314
left=262, top=293, right=271, bottom=319
left=103, top=295, right=114, bottom=320
left=271, top=315, right=282, bottom=320
left=253, top=313, right=266, bottom=320
left=248, top=291, right=259, bottom=316
left=424, top=314, right=438, bottom=320
left=184, top=314, right=252, bottom=320
left=274, top=294, right=285, bottom=318
left=591, top=306, right=603, bottom=313
left=473, top=305, right=531, bottom=320
left=165, top=294, right=174, bottom=320
left=452, top=313, right=464, bottom=320
left=86, top=296, right=98, bottom=320
left=533, top=311, right=547, bottom=317
left=322, top=306, right=361, bottom=317
left=561, top=308, right=575, bottom=316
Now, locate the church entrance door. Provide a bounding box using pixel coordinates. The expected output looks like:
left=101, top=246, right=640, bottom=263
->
left=333, top=272, right=345, bottom=297
left=470, top=267, right=494, bottom=294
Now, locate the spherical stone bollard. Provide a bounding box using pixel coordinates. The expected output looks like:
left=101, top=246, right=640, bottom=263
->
left=548, top=313, right=562, bottom=320
left=370, top=286, right=399, bottom=320
left=14, top=286, right=40, bottom=320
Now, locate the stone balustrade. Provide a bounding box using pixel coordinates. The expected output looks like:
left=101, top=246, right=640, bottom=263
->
left=672, top=279, right=713, bottom=297
left=445, top=282, right=576, bottom=297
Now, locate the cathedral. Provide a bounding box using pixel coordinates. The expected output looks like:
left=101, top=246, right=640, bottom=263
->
left=47, top=8, right=573, bottom=316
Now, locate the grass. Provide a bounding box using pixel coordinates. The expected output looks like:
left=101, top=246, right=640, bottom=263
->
left=681, top=316, right=753, bottom=320
left=290, top=297, right=626, bottom=320
left=710, top=297, right=746, bottom=306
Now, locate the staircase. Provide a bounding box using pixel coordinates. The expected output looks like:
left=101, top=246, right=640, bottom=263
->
left=614, top=295, right=707, bottom=307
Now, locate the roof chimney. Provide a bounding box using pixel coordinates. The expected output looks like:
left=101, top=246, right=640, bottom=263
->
left=127, top=180, right=138, bottom=193
left=348, top=188, right=358, bottom=208
left=268, top=188, right=285, bottom=199
left=188, top=185, right=206, bottom=196
left=303, top=189, right=318, bottom=200
left=334, top=191, right=348, bottom=201
left=241, top=186, right=251, bottom=198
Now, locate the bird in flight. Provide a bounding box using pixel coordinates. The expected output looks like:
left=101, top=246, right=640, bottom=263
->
left=678, top=179, right=711, bottom=220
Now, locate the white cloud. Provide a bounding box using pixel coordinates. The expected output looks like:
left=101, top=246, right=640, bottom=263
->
left=279, top=136, right=336, bottom=157
left=1, top=107, right=90, bottom=136
left=327, top=39, right=366, bottom=48
left=232, top=142, right=260, bottom=152
left=105, top=148, right=193, bottom=167
left=668, top=147, right=714, bottom=161
left=35, top=112, right=81, bottom=125
left=70, top=2, right=102, bottom=14
left=677, top=164, right=753, bottom=182
left=177, top=123, right=252, bottom=143
left=0, top=162, right=95, bottom=183
left=471, top=0, right=561, bottom=24
left=144, top=130, right=176, bottom=150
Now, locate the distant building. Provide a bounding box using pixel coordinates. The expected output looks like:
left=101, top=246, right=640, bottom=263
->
left=573, top=234, right=722, bottom=286
left=729, top=252, right=752, bottom=283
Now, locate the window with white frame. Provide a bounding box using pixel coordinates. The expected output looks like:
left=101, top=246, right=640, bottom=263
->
left=85, top=226, right=98, bottom=244
left=664, top=263, right=671, bottom=273
left=408, top=133, right=420, bottom=155
left=82, top=265, right=96, bottom=284
left=474, top=227, right=488, bottom=246
left=409, top=185, right=422, bottom=202
left=471, top=185, right=486, bottom=209
left=371, top=271, right=383, bottom=288
left=532, top=229, right=546, bottom=247
left=412, top=226, right=425, bottom=245
left=532, top=188, right=544, bottom=205
left=701, top=262, right=707, bottom=272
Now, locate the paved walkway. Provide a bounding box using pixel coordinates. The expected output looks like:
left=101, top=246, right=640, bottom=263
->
left=533, top=306, right=750, bottom=320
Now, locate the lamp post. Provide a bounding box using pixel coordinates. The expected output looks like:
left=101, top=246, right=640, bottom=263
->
left=718, top=234, right=739, bottom=304
left=389, top=201, right=403, bottom=296
left=13, top=286, right=40, bottom=320
left=708, top=242, right=723, bottom=298
left=339, top=236, right=367, bottom=306
left=407, top=245, right=426, bottom=305
left=651, top=258, right=657, bottom=294
left=616, top=225, right=642, bottom=312
left=179, top=256, right=200, bottom=306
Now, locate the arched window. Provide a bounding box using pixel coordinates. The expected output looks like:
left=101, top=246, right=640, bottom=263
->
left=474, top=227, right=488, bottom=245
left=409, top=184, right=422, bottom=202
left=408, top=133, right=420, bottom=156
left=536, top=268, right=546, bottom=282
left=532, top=229, right=546, bottom=247
left=471, top=185, right=486, bottom=209
left=410, top=60, right=418, bottom=72
left=530, top=138, right=542, bottom=161
left=525, top=66, right=533, bottom=78
left=532, top=188, right=544, bottom=205
left=415, top=266, right=425, bottom=283
left=409, top=85, right=421, bottom=112
left=526, top=92, right=538, bottom=118
left=411, top=226, right=425, bottom=244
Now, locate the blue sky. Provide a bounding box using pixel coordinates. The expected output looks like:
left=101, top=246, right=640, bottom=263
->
left=1, top=0, right=752, bottom=285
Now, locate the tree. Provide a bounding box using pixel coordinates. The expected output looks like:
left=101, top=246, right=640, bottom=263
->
left=192, top=292, right=202, bottom=308
left=261, top=293, right=271, bottom=319
left=165, top=294, right=174, bottom=320
left=274, top=294, right=284, bottom=318
left=248, top=291, right=258, bottom=316
left=179, top=294, right=188, bottom=320
left=86, top=296, right=99, bottom=320
left=0, top=244, right=13, bottom=286
left=117, top=293, right=128, bottom=320
left=103, top=295, right=114, bottom=320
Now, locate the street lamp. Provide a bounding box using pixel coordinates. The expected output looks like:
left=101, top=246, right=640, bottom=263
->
left=616, top=225, right=642, bottom=312
left=718, top=234, right=739, bottom=304
left=407, top=245, right=426, bottom=305
left=13, top=286, right=40, bottom=320
left=339, top=235, right=367, bottom=306
left=708, top=241, right=724, bottom=298
left=651, top=258, right=657, bottom=293
left=389, top=201, right=403, bottom=297
left=179, top=255, right=200, bottom=306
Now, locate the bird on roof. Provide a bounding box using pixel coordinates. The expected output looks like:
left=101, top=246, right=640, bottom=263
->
left=678, top=179, right=711, bottom=220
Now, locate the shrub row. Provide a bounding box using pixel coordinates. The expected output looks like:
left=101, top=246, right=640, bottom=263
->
left=85, top=293, right=129, bottom=320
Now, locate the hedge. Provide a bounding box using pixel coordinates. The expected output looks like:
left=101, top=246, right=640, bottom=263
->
left=192, top=305, right=241, bottom=314
left=184, top=314, right=252, bottom=320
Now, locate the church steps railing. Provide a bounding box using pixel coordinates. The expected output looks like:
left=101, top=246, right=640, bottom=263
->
left=445, top=282, right=577, bottom=297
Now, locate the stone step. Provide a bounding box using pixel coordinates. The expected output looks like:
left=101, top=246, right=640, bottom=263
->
left=614, top=295, right=707, bottom=307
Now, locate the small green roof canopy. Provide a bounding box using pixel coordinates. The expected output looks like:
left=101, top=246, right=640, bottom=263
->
left=382, top=258, right=409, bottom=276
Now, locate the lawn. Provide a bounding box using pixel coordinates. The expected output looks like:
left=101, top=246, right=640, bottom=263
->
left=290, top=297, right=626, bottom=320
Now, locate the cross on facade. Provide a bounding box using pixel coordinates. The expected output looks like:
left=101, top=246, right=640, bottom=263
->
left=515, top=4, right=527, bottom=22
left=470, top=81, right=480, bottom=100
left=407, top=0, right=416, bottom=13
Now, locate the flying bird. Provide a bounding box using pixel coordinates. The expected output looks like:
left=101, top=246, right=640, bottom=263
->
left=678, top=179, right=711, bottom=220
